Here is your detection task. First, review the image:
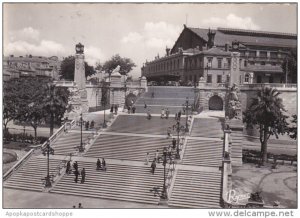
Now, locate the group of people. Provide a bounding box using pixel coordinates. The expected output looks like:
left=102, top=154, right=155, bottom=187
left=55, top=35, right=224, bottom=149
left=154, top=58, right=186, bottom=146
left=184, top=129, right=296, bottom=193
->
left=66, top=161, right=86, bottom=184
left=146, top=139, right=177, bottom=174
left=85, top=120, right=95, bottom=130
left=65, top=158, right=107, bottom=183
left=110, top=104, right=119, bottom=114
left=175, top=110, right=182, bottom=121
left=96, top=158, right=107, bottom=171
left=160, top=108, right=170, bottom=119
left=72, top=203, right=83, bottom=209
left=127, top=105, right=136, bottom=114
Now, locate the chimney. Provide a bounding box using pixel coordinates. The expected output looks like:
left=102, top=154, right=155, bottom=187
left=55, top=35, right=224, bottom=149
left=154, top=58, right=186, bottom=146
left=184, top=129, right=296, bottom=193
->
left=166, top=47, right=170, bottom=56
left=207, top=28, right=216, bottom=49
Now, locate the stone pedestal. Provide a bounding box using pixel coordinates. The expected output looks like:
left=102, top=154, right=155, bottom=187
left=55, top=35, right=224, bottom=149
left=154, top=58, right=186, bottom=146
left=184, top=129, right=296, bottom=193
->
left=74, top=54, right=86, bottom=90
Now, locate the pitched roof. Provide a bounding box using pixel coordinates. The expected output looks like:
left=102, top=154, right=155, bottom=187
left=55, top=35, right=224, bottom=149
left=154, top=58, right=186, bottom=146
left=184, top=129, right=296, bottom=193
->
left=187, top=27, right=297, bottom=48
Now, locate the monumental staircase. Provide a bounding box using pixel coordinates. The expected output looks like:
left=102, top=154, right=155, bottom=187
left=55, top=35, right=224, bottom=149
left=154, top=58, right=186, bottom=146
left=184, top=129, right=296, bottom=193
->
left=4, top=87, right=228, bottom=208
left=135, top=86, right=195, bottom=114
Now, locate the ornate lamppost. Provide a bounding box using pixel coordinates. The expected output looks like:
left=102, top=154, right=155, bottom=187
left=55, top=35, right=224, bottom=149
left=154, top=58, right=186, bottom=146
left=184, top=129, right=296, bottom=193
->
left=42, top=140, right=55, bottom=188
left=161, top=147, right=168, bottom=200
left=78, top=113, right=84, bottom=152
left=172, top=121, right=185, bottom=159
left=182, top=97, right=192, bottom=132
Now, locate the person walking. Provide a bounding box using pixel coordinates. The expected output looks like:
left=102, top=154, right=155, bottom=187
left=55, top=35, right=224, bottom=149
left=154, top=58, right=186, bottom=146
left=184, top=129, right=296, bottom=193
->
left=172, top=138, right=176, bottom=149
left=73, top=161, right=78, bottom=172
left=110, top=105, right=114, bottom=113
left=155, top=150, right=160, bottom=163
left=102, top=158, right=106, bottom=171
left=85, top=121, right=89, bottom=130
left=168, top=146, right=172, bottom=159
left=144, top=102, right=147, bottom=109
left=96, top=158, right=101, bottom=170
left=81, top=168, right=86, bottom=183
left=78, top=203, right=83, bottom=208
left=145, top=152, right=150, bottom=165
left=165, top=108, right=169, bottom=119
left=151, top=159, right=156, bottom=174
left=161, top=108, right=165, bottom=119
left=178, top=110, right=182, bottom=120
left=74, top=169, right=79, bottom=183
left=167, top=127, right=172, bottom=138
left=114, top=104, right=118, bottom=114
left=90, top=120, right=95, bottom=129
left=132, top=106, right=136, bottom=114
left=151, top=92, right=155, bottom=98
left=66, top=160, right=71, bottom=174
left=147, top=109, right=151, bottom=120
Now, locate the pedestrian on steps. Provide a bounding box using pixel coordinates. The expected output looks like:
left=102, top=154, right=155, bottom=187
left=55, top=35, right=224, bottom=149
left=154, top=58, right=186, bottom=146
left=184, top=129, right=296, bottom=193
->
left=155, top=150, right=159, bottom=163
left=74, top=169, right=79, bottom=183
left=73, top=161, right=78, bottom=172
left=96, top=158, right=101, bottom=170
left=151, top=159, right=156, bottom=174
left=81, top=168, right=86, bottom=183
left=66, top=160, right=71, bottom=174
left=172, top=138, right=176, bottom=149
left=102, top=158, right=106, bottom=171
left=166, top=108, right=169, bottom=119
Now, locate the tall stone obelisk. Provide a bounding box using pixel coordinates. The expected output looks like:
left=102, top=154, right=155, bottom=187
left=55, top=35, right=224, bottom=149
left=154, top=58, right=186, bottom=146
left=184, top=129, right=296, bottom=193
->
left=74, top=43, right=86, bottom=91
left=73, top=43, right=88, bottom=113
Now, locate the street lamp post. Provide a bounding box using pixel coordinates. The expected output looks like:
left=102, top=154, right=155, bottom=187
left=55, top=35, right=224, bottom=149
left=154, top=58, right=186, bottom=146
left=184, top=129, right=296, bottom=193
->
left=124, top=79, right=127, bottom=110
left=172, top=121, right=185, bottom=159
left=161, top=147, right=168, bottom=200
left=79, top=113, right=84, bottom=152
left=182, top=97, right=192, bottom=132
left=42, top=140, right=54, bottom=188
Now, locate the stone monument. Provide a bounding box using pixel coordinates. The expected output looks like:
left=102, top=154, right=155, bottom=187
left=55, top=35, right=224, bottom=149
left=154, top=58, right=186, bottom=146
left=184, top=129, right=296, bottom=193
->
left=64, top=43, right=89, bottom=120
left=225, top=41, right=243, bottom=166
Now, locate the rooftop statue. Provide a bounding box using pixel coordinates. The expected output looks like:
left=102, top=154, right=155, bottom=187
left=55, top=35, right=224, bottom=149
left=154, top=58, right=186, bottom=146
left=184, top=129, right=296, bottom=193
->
left=111, top=65, right=121, bottom=75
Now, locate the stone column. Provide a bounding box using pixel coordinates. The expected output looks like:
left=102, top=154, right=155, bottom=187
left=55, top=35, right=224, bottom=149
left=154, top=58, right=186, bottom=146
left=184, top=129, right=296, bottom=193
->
left=74, top=54, right=86, bottom=90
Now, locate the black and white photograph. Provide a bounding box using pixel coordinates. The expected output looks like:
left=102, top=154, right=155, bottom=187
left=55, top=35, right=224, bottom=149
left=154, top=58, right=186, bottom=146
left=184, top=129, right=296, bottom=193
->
left=1, top=1, right=298, bottom=217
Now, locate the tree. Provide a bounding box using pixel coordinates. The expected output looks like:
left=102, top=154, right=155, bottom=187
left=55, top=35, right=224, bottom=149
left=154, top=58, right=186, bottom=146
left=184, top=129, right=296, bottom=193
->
left=3, top=79, right=23, bottom=134
left=289, top=115, right=297, bottom=140
left=42, top=83, right=70, bottom=136
left=282, top=48, right=297, bottom=83
left=243, top=87, right=289, bottom=165
left=102, top=54, right=136, bottom=76
left=60, top=56, right=96, bottom=80
left=13, top=77, right=49, bottom=140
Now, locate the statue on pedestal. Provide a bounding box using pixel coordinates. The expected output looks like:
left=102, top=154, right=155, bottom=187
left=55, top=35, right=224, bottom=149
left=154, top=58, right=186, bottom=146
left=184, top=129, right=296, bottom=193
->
left=227, top=83, right=242, bottom=120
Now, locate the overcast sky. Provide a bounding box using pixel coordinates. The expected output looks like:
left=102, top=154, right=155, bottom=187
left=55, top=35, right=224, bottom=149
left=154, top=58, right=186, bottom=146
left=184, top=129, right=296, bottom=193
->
left=3, top=3, right=297, bottom=78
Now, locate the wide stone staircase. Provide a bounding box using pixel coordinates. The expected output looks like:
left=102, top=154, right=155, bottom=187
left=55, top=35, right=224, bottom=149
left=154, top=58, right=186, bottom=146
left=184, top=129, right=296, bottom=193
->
left=85, top=134, right=171, bottom=161
left=191, top=118, right=224, bottom=138
left=51, top=132, right=94, bottom=155
left=135, top=86, right=195, bottom=114
left=4, top=157, right=63, bottom=192
left=108, top=115, right=182, bottom=135
left=182, top=139, right=223, bottom=168
left=169, top=169, right=222, bottom=208
left=51, top=161, right=166, bottom=205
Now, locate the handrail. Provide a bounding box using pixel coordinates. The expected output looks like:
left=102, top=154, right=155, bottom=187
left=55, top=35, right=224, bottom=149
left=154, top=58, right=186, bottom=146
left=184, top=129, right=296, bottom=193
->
left=3, top=149, right=35, bottom=181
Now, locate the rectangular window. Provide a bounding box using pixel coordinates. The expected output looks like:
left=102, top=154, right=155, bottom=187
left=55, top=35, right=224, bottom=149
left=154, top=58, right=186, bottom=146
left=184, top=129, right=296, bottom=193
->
left=217, top=58, right=222, bottom=68
left=207, top=75, right=212, bottom=83
left=227, top=58, right=231, bottom=68
left=269, top=76, right=274, bottom=83
left=217, top=75, right=222, bottom=83
left=244, top=60, right=247, bottom=67
left=257, top=75, right=262, bottom=83
left=207, top=57, right=213, bottom=68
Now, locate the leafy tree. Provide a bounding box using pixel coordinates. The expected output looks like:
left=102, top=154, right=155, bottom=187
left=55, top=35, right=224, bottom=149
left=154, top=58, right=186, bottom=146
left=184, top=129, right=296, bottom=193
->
left=282, top=48, right=297, bottom=83
left=243, top=87, right=289, bottom=165
left=42, top=83, right=70, bottom=136
left=288, top=115, right=297, bottom=140
left=102, top=54, right=136, bottom=76
left=60, top=56, right=96, bottom=80
left=3, top=79, right=23, bottom=134
left=13, top=77, right=49, bottom=140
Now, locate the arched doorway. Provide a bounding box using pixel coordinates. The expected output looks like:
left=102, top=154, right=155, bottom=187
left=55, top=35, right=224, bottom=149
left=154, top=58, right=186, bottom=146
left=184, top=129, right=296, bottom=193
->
left=209, top=95, right=223, bottom=110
